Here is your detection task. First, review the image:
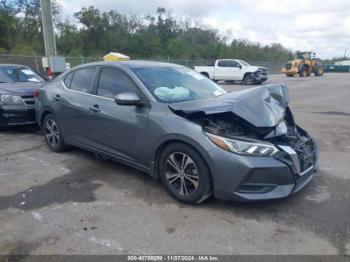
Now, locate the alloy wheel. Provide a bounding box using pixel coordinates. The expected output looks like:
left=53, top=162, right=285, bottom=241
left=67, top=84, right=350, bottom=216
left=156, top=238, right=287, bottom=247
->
left=45, top=118, right=60, bottom=148
left=165, top=152, right=199, bottom=196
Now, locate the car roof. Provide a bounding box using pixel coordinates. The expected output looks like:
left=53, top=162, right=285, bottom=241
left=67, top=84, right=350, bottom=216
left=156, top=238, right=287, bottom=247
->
left=217, top=59, right=238, bottom=61
left=72, top=60, right=184, bottom=70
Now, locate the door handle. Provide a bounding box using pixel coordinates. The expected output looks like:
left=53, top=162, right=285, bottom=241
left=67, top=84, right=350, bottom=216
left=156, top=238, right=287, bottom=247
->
left=89, top=104, right=101, bottom=113
left=53, top=94, right=61, bottom=101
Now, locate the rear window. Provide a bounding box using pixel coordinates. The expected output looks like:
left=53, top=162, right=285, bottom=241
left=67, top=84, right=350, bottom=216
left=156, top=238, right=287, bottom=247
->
left=69, top=67, right=96, bottom=93
left=217, top=60, right=228, bottom=67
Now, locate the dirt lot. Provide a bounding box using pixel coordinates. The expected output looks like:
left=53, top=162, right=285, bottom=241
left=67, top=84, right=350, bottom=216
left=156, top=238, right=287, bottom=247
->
left=0, top=73, right=349, bottom=255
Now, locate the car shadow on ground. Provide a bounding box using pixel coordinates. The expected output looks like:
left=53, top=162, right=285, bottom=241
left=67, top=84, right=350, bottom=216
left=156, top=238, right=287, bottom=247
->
left=0, top=124, right=40, bottom=134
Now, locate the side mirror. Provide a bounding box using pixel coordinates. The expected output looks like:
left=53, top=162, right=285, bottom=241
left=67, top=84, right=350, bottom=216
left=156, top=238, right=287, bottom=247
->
left=114, top=92, right=141, bottom=106
left=238, top=64, right=242, bottom=69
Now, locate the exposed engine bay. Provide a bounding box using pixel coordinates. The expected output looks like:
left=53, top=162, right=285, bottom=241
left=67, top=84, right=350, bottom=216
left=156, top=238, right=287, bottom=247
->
left=177, top=106, right=306, bottom=143
left=185, top=111, right=271, bottom=139
left=169, top=84, right=317, bottom=172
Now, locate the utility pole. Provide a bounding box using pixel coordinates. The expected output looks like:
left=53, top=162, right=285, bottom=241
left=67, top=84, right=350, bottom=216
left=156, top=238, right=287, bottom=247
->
left=40, top=0, right=56, bottom=56
left=40, top=0, right=66, bottom=78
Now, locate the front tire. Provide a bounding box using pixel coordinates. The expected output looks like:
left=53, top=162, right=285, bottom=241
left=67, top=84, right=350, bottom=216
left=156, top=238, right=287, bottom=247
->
left=159, top=143, right=212, bottom=204
left=43, top=114, right=67, bottom=152
left=243, top=73, right=256, bottom=85
left=298, top=66, right=308, bottom=77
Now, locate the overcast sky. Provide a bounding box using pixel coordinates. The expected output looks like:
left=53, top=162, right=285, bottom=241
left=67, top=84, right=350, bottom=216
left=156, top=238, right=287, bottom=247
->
left=57, top=0, right=350, bottom=59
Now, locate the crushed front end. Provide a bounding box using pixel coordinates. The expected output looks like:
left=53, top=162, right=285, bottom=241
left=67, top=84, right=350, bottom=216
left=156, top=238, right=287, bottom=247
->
left=191, top=108, right=318, bottom=201
left=170, top=84, right=318, bottom=201
left=268, top=109, right=318, bottom=194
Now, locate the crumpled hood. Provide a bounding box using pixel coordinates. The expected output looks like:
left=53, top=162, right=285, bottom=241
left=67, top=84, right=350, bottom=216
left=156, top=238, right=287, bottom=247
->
left=0, top=82, right=44, bottom=96
left=169, top=84, right=289, bottom=128
left=245, top=66, right=267, bottom=72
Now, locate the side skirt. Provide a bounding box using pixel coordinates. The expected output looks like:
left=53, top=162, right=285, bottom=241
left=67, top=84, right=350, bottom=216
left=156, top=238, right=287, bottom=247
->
left=66, top=139, right=151, bottom=174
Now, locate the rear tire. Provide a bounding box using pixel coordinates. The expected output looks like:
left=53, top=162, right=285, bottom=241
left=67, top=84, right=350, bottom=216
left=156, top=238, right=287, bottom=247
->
left=43, top=114, right=67, bottom=152
left=314, top=64, right=324, bottom=76
left=159, top=143, right=212, bottom=204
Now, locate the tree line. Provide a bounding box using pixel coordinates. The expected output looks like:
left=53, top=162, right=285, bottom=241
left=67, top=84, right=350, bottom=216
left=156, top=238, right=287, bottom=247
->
left=0, top=1, right=292, bottom=61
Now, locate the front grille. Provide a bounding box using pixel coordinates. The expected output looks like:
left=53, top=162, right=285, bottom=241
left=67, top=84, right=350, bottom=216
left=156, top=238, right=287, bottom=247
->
left=296, top=147, right=314, bottom=172
left=286, top=64, right=292, bottom=70
left=21, top=95, right=35, bottom=105
left=272, top=127, right=317, bottom=175
left=257, top=68, right=267, bottom=75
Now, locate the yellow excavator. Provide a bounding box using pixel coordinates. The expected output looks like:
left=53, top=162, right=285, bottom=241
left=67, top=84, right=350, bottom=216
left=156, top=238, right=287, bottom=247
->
left=281, top=51, right=324, bottom=77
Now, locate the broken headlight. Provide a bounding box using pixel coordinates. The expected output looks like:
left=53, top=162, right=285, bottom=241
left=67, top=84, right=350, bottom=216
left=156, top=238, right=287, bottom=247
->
left=206, top=133, right=279, bottom=157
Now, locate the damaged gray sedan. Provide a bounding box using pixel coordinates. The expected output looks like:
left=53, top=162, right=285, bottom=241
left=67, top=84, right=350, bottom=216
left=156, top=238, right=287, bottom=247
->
left=35, top=61, right=318, bottom=204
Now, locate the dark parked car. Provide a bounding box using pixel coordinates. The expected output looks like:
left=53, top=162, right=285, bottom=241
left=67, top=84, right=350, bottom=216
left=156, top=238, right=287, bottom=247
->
left=0, top=64, right=45, bottom=127
left=35, top=61, right=318, bottom=204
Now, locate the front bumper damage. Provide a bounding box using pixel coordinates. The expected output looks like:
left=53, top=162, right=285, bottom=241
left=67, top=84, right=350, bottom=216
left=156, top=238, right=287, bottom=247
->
left=170, top=84, right=318, bottom=201
left=207, top=131, right=318, bottom=201
left=253, top=69, right=268, bottom=83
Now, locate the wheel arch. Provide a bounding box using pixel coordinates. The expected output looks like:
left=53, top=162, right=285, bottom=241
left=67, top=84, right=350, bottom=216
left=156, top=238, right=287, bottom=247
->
left=200, top=72, right=210, bottom=78
left=150, top=136, right=215, bottom=184
left=243, top=72, right=254, bottom=80
left=39, top=106, right=56, bottom=127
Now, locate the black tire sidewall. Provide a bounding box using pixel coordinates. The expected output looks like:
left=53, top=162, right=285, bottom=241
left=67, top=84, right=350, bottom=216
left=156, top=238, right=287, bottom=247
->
left=159, top=143, right=212, bottom=204
left=244, top=73, right=255, bottom=85
left=314, top=65, right=324, bottom=76
left=299, top=69, right=307, bottom=77
left=43, top=114, right=66, bottom=152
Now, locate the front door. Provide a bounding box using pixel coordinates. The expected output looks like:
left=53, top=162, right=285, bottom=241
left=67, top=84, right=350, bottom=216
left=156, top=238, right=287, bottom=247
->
left=225, top=60, right=242, bottom=80
left=88, top=67, right=150, bottom=165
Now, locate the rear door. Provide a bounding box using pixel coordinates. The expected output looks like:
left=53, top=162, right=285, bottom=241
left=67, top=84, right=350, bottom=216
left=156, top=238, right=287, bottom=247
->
left=55, top=66, right=98, bottom=145
left=88, top=66, right=150, bottom=165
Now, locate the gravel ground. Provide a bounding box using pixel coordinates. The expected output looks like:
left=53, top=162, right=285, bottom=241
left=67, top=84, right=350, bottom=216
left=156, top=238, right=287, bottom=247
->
left=0, top=73, right=349, bottom=255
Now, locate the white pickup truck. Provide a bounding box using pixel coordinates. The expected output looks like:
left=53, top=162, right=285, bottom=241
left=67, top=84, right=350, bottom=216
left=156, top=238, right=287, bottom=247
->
left=194, top=59, right=268, bottom=84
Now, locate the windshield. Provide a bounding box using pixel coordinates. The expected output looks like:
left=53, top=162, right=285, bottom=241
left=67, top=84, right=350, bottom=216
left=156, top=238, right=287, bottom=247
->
left=238, top=60, right=250, bottom=66
left=0, top=67, right=44, bottom=83
left=296, top=53, right=311, bottom=60
left=132, top=66, right=227, bottom=103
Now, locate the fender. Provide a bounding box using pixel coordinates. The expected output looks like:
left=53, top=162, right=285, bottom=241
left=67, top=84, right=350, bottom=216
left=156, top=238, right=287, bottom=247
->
left=149, top=133, right=216, bottom=180
left=38, top=105, right=56, bottom=125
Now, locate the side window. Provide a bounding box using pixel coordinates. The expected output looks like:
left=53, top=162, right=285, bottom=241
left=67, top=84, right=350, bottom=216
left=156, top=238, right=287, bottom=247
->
left=63, top=72, right=74, bottom=88
left=217, top=60, right=227, bottom=67
left=70, top=67, right=96, bottom=93
left=97, top=67, right=139, bottom=99
left=227, top=60, right=239, bottom=67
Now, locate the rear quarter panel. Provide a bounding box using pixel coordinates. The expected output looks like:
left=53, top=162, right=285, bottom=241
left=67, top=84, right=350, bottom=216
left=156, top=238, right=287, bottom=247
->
left=194, top=66, right=215, bottom=79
